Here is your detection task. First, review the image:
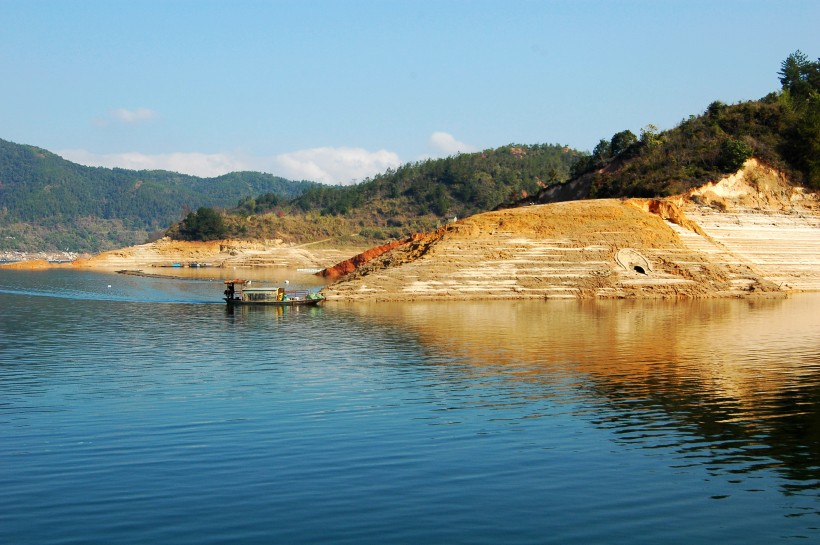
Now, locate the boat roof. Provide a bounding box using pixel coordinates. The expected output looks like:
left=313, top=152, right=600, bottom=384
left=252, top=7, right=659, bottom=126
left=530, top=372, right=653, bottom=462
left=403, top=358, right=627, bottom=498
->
left=224, top=280, right=291, bottom=292
left=242, top=286, right=284, bottom=291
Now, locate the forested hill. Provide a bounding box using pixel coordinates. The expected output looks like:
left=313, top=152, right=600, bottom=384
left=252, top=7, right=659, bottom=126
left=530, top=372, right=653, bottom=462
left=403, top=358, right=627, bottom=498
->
left=168, top=143, right=585, bottom=244
left=0, top=138, right=316, bottom=251
left=289, top=143, right=583, bottom=219
left=515, top=51, right=820, bottom=206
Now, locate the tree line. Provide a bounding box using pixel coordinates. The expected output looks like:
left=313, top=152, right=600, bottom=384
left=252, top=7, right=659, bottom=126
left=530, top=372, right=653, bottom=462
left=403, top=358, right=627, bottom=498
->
left=566, top=51, right=820, bottom=199
left=171, top=144, right=583, bottom=243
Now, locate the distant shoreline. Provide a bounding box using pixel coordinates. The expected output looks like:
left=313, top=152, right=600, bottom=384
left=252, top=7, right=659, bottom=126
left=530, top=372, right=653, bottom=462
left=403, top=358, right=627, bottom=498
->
left=0, top=250, right=84, bottom=264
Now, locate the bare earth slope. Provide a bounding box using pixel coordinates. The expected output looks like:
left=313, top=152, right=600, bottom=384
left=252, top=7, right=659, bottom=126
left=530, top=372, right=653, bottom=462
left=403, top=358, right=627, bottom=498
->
left=323, top=160, right=819, bottom=301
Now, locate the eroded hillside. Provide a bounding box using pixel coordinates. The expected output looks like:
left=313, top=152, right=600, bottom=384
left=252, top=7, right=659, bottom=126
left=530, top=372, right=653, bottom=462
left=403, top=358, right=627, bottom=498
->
left=321, top=160, right=820, bottom=300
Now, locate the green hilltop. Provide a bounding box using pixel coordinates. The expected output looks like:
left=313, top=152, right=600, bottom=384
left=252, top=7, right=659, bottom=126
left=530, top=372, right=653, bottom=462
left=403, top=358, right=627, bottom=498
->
left=517, top=51, right=820, bottom=205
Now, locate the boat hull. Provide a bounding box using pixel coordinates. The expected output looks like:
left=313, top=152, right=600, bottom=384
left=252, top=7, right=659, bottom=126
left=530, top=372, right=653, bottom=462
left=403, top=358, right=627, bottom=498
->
left=222, top=279, right=324, bottom=306
left=224, top=298, right=323, bottom=307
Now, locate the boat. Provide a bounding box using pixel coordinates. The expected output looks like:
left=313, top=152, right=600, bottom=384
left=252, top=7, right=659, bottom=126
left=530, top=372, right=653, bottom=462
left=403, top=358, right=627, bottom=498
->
left=222, top=279, right=325, bottom=306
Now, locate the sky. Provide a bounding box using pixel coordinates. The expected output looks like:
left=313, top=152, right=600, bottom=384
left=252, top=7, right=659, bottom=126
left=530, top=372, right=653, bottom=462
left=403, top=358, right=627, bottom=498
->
left=1, top=0, right=819, bottom=185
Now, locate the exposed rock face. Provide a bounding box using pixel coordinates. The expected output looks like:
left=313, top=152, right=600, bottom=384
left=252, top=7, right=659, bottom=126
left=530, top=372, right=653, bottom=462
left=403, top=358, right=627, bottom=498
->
left=671, top=160, right=820, bottom=293
left=322, top=160, right=819, bottom=301
left=319, top=234, right=426, bottom=279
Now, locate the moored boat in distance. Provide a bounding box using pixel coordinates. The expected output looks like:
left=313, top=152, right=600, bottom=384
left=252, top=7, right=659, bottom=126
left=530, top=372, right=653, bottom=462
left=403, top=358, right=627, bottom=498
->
left=223, top=279, right=325, bottom=306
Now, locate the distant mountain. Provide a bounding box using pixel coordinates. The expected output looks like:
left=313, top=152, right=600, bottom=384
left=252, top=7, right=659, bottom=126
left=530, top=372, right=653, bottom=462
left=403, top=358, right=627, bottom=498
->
left=0, top=138, right=317, bottom=251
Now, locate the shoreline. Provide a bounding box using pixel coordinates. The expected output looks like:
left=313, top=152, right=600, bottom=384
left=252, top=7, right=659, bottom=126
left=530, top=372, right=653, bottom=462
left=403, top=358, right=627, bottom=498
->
left=0, top=250, right=85, bottom=263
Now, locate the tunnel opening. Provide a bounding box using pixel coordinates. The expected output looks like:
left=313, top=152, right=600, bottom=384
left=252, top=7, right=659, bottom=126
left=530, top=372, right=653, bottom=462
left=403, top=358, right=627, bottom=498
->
left=616, top=248, right=653, bottom=276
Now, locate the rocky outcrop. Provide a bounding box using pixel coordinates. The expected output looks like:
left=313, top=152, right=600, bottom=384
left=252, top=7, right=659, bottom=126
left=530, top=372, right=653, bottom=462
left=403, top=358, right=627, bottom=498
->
left=625, top=198, right=708, bottom=237
left=670, top=160, right=820, bottom=292
left=319, top=234, right=427, bottom=279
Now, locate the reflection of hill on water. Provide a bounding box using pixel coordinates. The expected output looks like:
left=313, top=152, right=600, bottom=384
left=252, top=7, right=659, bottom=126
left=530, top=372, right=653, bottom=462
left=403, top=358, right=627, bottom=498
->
left=343, top=295, right=820, bottom=495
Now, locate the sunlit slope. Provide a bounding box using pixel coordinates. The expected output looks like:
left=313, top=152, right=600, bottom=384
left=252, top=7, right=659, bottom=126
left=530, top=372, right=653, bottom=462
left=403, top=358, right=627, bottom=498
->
left=323, top=161, right=820, bottom=300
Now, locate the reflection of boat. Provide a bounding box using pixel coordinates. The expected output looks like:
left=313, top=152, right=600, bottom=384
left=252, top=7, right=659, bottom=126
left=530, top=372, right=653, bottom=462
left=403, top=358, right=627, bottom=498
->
left=223, top=279, right=325, bottom=306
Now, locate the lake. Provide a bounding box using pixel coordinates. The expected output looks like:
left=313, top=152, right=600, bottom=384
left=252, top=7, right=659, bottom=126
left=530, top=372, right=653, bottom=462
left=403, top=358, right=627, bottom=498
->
left=1, top=268, right=819, bottom=544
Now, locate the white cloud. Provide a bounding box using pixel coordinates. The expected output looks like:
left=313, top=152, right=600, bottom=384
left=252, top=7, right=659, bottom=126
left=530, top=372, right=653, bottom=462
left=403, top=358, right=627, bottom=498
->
left=93, top=107, right=159, bottom=127
left=63, top=130, right=471, bottom=183
left=111, top=107, right=158, bottom=124
left=428, top=131, right=477, bottom=155
left=273, top=147, right=402, bottom=185
left=58, top=149, right=248, bottom=178
left=58, top=146, right=403, bottom=183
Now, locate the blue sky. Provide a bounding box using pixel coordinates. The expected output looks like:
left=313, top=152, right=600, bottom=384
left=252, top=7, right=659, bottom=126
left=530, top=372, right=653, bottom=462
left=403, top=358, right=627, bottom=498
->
left=1, top=0, right=818, bottom=184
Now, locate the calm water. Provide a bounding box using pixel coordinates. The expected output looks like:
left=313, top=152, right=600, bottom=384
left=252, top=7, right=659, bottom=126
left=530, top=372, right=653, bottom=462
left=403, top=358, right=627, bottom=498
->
left=1, top=269, right=819, bottom=544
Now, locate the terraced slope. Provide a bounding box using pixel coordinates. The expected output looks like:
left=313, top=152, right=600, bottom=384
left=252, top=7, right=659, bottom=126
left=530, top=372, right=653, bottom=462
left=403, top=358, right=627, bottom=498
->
left=323, top=161, right=819, bottom=301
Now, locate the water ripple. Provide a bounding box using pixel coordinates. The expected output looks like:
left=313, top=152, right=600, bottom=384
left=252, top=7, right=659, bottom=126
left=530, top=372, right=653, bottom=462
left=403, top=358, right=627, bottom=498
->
left=2, top=272, right=820, bottom=544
